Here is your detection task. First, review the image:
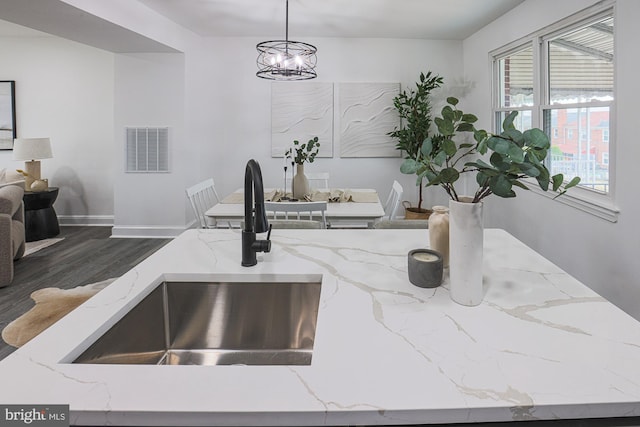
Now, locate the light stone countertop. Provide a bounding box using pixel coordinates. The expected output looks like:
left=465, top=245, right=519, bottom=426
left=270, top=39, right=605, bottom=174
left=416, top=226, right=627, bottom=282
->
left=1, top=228, right=640, bottom=426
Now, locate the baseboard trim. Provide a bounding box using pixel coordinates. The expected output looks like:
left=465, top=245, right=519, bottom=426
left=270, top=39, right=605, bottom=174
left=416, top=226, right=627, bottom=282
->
left=111, top=225, right=185, bottom=239
left=58, top=215, right=114, bottom=226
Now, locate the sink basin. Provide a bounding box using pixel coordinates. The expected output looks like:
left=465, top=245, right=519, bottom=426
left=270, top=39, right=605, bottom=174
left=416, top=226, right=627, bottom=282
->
left=72, top=275, right=322, bottom=366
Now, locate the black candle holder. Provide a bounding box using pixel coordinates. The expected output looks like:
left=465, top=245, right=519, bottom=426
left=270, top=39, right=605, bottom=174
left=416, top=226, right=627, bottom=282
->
left=281, top=164, right=290, bottom=201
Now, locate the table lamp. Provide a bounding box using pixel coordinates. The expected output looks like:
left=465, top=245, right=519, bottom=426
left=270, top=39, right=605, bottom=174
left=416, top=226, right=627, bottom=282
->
left=13, top=137, right=53, bottom=191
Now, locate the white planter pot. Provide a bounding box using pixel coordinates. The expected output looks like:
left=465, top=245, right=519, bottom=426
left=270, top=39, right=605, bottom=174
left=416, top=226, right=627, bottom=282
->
left=449, top=197, right=484, bottom=306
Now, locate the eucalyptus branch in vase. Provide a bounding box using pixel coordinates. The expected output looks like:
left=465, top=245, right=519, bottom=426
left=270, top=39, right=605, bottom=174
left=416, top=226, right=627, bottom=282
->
left=402, top=97, right=583, bottom=308
left=284, top=136, right=320, bottom=165
left=284, top=137, right=320, bottom=199
left=401, top=97, right=581, bottom=204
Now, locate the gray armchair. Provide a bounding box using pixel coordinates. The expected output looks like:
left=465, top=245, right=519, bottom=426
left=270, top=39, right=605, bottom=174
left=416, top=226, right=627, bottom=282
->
left=0, top=185, right=26, bottom=287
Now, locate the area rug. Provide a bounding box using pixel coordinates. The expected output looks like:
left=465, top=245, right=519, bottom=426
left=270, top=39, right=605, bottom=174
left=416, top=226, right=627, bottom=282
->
left=1, top=278, right=117, bottom=348
left=24, top=237, right=65, bottom=256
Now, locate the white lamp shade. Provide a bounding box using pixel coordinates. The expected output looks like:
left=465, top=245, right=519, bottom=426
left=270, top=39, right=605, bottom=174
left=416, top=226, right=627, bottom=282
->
left=13, top=137, right=53, bottom=161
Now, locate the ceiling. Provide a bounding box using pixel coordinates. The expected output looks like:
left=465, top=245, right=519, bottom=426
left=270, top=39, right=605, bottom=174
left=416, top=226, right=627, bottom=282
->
left=0, top=0, right=526, bottom=52
left=136, top=0, right=525, bottom=40
left=139, top=0, right=524, bottom=40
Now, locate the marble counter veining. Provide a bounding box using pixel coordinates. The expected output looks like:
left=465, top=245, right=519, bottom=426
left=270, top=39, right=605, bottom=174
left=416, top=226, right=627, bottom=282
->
left=1, top=229, right=640, bottom=426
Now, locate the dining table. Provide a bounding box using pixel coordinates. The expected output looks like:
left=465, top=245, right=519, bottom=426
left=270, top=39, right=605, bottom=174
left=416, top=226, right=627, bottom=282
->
left=205, top=188, right=386, bottom=228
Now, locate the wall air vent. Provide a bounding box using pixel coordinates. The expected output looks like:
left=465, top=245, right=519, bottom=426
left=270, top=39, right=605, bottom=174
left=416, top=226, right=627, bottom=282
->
left=125, top=127, right=169, bottom=173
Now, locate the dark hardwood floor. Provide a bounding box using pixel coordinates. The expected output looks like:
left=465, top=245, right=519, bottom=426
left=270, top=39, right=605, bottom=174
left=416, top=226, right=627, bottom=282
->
left=0, top=226, right=171, bottom=361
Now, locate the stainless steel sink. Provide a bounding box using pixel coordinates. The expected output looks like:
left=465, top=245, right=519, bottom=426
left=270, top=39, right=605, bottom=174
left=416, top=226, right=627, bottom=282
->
left=73, top=275, right=322, bottom=366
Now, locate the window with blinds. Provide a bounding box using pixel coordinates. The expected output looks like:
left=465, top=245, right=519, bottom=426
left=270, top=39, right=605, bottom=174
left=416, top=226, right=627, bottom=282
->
left=125, top=127, right=169, bottom=173
left=494, top=44, right=534, bottom=133
left=543, top=14, right=613, bottom=194
left=491, top=4, right=616, bottom=221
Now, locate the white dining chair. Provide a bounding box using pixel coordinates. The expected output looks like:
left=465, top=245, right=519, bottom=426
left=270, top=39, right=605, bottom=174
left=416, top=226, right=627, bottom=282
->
left=382, top=180, right=404, bottom=220
left=186, top=178, right=221, bottom=228
left=286, top=172, right=330, bottom=192
left=265, top=201, right=328, bottom=229
left=307, top=172, right=330, bottom=190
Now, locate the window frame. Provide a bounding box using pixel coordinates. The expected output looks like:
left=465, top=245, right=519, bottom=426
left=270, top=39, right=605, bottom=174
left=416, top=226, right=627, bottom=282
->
left=492, top=41, right=538, bottom=131
left=490, top=1, right=618, bottom=222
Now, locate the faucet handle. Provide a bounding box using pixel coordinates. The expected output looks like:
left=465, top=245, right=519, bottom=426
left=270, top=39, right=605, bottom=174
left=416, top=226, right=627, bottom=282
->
left=252, top=238, right=271, bottom=254
left=251, top=224, right=272, bottom=254
left=260, top=224, right=272, bottom=253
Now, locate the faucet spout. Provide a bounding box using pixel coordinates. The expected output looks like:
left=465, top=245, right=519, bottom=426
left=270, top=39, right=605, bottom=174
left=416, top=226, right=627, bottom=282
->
left=242, top=159, right=271, bottom=267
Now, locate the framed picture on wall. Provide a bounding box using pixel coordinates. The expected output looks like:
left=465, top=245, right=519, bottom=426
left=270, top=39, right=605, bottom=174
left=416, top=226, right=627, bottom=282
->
left=0, top=81, right=16, bottom=150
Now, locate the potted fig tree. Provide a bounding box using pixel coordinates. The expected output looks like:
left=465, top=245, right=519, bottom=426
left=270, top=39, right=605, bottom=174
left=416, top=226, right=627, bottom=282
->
left=389, top=71, right=443, bottom=219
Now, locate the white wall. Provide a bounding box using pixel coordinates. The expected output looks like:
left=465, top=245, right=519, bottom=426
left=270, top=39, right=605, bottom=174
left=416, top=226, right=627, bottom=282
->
left=56, top=2, right=464, bottom=226
left=463, top=0, right=640, bottom=320
left=0, top=33, right=114, bottom=225
left=1, top=22, right=464, bottom=235
left=198, top=37, right=463, bottom=213
left=112, top=52, right=188, bottom=237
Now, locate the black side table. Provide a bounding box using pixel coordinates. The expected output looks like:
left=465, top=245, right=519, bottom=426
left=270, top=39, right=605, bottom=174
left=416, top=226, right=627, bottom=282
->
left=23, top=187, right=61, bottom=242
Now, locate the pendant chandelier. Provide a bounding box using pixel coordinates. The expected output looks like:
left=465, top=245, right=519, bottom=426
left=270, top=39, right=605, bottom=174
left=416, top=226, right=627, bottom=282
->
left=256, top=0, right=317, bottom=80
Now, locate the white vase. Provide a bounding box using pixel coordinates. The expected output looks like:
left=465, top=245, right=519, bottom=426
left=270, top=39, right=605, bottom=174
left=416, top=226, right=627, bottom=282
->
left=428, top=205, right=449, bottom=268
left=292, top=164, right=309, bottom=199
left=449, top=197, right=484, bottom=306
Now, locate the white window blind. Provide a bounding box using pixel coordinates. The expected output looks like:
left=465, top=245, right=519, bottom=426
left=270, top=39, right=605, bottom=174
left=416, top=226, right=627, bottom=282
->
left=490, top=3, right=618, bottom=222
left=125, top=127, right=169, bottom=173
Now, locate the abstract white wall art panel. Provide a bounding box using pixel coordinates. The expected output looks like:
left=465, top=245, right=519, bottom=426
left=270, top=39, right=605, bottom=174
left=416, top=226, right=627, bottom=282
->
left=271, top=82, right=333, bottom=158
left=338, top=83, right=400, bottom=158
